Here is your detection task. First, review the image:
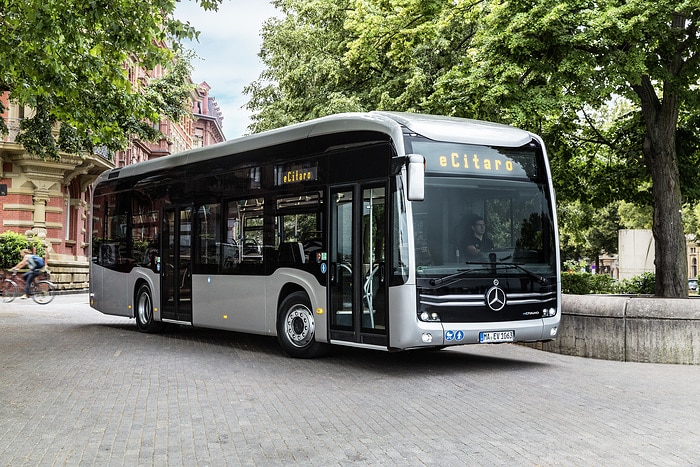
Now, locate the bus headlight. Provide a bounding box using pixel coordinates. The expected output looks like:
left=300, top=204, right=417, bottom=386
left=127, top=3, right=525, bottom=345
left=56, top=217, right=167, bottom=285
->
left=542, top=307, right=557, bottom=317
left=422, top=333, right=433, bottom=343
left=419, top=311, right=441, bottom=322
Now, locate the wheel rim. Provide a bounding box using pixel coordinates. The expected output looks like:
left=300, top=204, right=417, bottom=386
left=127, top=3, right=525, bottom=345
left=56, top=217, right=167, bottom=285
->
left=137, top=291, right=152, bottom=325
left=2, top=282, right=13, bottom=302
left=32, top=283, right=52, bottom=304
left=284, top=303, right=315, bottom=348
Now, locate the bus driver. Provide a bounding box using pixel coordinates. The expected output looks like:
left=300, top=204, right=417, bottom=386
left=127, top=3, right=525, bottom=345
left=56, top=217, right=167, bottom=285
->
left=462, top=216, right=493, bottom=260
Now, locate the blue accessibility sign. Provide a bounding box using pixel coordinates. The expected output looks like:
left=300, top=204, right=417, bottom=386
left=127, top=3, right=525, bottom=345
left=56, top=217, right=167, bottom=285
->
left=445, top=330, right=464, bottom=342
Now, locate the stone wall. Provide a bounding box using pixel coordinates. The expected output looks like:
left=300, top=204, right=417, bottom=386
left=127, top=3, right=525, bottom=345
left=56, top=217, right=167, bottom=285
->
left=533, top=294, right=700, bottom=365
left=47, top=258, right=89, bottom=292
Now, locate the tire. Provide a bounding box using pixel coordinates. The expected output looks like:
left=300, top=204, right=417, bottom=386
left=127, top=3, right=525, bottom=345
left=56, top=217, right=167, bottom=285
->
left=135, top=283, right=165, bottom=333
left=277, top=291, right=327, bottom=358
left=2, top=279, right=18, bottom=303
left=31, top=281, right=55, bottom=304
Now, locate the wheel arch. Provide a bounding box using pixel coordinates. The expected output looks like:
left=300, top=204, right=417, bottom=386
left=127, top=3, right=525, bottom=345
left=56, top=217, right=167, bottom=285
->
left=276, top=287, right=328, bottom=358
left=274, top=278, right=328, bottom=344
left=129, top=270, right=160, bottom=320
left=277, top=282, right=307, bottom=315
left=133, top=277, right=165, bottom=333
left=133, top=278, right=150, bottom=319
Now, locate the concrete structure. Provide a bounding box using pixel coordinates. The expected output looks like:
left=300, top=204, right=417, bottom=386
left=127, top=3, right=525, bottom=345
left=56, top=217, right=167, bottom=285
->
left=617, top=229, right=655, bottom=280
left=532, top=294, right=700, bottom=364
left=1, top=74, right=225, bottom=290
left=612, top=229, right=699, bottom=283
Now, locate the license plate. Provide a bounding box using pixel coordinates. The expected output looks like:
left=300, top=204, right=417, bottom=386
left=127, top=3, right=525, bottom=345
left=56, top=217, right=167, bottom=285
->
left=479, top=330, right=514, bottom=343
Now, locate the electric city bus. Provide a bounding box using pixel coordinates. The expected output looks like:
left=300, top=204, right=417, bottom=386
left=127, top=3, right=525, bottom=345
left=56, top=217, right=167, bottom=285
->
left=90, top=112, right=561, bottom=358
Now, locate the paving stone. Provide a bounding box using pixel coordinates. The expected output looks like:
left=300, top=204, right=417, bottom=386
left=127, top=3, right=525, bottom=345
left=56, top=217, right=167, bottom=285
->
left=1, top=294, right=699, bottom=465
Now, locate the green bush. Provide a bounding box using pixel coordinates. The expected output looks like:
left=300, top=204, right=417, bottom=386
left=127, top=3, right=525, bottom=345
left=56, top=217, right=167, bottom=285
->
left=612, top=272, right=656, bottom=295
left=561, top=272, right=615, bottom=294
left=0, top=231, right=44, bottom=270
left=561, top=271, right=656, bottom=295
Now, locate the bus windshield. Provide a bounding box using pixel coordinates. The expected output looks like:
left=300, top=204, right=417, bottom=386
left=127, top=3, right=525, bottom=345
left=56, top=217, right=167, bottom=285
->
left=410, top=141, right=557, bottom=280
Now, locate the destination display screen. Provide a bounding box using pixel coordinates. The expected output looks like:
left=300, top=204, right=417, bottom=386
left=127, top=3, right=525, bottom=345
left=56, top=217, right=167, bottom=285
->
left=275, top=161, right=319, bottom=186
left=411, top=141, right=541, bottom=180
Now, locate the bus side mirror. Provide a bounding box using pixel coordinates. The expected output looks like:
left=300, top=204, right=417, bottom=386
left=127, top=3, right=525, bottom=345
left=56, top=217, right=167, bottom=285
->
left=407, top=154, right=425, bottom=201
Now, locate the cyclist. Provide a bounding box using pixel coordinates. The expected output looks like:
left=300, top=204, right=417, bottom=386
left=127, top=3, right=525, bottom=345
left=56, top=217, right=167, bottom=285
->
left=11, top=248, right=43, bottom=299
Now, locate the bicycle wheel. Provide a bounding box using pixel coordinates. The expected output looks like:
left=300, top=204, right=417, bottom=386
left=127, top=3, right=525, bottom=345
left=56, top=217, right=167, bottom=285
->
left=31, top=280, right=55, bottom=304
left=1, top=279, right=18, bottom=303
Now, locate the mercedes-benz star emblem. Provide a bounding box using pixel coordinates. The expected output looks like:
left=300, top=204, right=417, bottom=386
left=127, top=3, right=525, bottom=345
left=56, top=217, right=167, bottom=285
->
left=485, top=286, right=507, bottom=312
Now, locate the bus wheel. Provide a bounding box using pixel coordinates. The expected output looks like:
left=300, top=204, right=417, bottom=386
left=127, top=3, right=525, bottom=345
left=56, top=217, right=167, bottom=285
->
left=135, top=284, right=165, bottom=333
left=277, top=291, right=326, bottom=358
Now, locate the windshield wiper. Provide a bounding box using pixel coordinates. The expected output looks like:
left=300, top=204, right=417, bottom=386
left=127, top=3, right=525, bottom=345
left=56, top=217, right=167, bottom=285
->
left=497, top=263, right=548, bottom=285
left=425, top=258, right=549, bottom=288
left=464, top=253, right=548, bottom=285
left=428, top=267, right=485, bottom=287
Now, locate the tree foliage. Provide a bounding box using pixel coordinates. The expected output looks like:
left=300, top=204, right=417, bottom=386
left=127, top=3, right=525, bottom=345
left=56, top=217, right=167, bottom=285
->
left=449, top=0, right=699, bottom=297
left=244, top=0, right=360, bottom=132
left=558, top=201, right=621, bottom=262
left=0, top=0, right=222, bottom=158
left=245, top=0, right=480, bottom=132
left=246, top=0, right=700, bottom=297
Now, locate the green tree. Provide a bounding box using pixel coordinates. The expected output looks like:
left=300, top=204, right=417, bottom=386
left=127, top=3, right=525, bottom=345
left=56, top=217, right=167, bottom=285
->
left=247, top=0, right=700, bottom=297
left=683, top=203, right=700, bottom=241
left=618, top=201, right=653, bottom=230
left=245, top=0, right=472, bottom=132
left=244, top=0, right=361, bottom=132
left=558, top=200, right=621, bottom=263
left=0, top=0, right=222, bottom=159
left=436, top=1, right=699, bottom=297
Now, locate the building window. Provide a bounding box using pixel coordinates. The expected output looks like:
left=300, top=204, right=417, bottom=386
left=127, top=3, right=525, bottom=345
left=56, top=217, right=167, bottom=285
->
left=65, top=198, right=71, bottom=241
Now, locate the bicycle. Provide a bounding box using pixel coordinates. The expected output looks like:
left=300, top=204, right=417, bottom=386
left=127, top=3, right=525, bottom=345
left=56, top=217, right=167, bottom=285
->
left=1, top=269, right=56, bottom=304
left=1, top=270, right=17, bottom=303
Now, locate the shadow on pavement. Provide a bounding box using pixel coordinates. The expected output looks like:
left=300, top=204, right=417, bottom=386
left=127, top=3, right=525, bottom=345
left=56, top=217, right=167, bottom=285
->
left=85, top=319, right=550, bottom=376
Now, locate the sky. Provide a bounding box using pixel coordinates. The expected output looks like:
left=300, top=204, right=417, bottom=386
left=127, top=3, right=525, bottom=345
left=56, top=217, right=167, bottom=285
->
left=175, top=1, right=279, bottom=140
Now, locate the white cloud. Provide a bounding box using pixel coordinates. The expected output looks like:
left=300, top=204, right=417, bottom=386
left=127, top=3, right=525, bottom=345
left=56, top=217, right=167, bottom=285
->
left=175, top=1, right=279, bottom=139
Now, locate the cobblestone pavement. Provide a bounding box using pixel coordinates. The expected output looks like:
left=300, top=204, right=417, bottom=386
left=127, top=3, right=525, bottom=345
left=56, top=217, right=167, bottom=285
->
left=1, top=294, right=699, bottom=466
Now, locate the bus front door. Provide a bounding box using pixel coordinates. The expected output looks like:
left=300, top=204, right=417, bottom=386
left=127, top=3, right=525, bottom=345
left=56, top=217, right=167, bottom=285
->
left=161, top=206, right=193, bottom=324
left=329, top=184, right=388, bottom=347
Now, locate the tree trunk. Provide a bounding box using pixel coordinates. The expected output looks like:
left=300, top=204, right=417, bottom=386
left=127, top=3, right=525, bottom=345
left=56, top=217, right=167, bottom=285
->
left=648, top=144, right=687, bottom=298
left=636, top=78, right=687, bottom=298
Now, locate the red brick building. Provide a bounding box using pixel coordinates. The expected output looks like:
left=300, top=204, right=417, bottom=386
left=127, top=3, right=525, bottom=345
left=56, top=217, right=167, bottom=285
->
left=1, top=76, right=225, bottom=290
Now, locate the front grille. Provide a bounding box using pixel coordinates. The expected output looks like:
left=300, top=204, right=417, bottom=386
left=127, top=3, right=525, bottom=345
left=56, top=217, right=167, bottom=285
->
left=419, top=290, right=557, bottom=323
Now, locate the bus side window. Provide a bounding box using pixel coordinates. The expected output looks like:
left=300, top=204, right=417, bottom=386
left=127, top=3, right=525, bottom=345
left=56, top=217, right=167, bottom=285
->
left=301, top=232, right=323, bottom=263
left=228, top=197, right=265, bottom=272
left=278, top=242, right=305, bottom=264
left=195, top=203, right=222, bottom=274
left=276, top=193, right=323, bottom=265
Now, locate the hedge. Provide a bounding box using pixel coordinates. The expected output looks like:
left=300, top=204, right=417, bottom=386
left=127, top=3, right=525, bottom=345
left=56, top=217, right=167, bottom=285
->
left=0, top=231, right=45, bottom=270
left=561, top=271, right=656, bottom=295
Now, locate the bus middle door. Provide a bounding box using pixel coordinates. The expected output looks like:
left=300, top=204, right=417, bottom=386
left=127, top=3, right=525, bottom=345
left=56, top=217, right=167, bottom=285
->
left=161, top=206, right=193, bottom=324
left=329, top=184, right=387, bottom=347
